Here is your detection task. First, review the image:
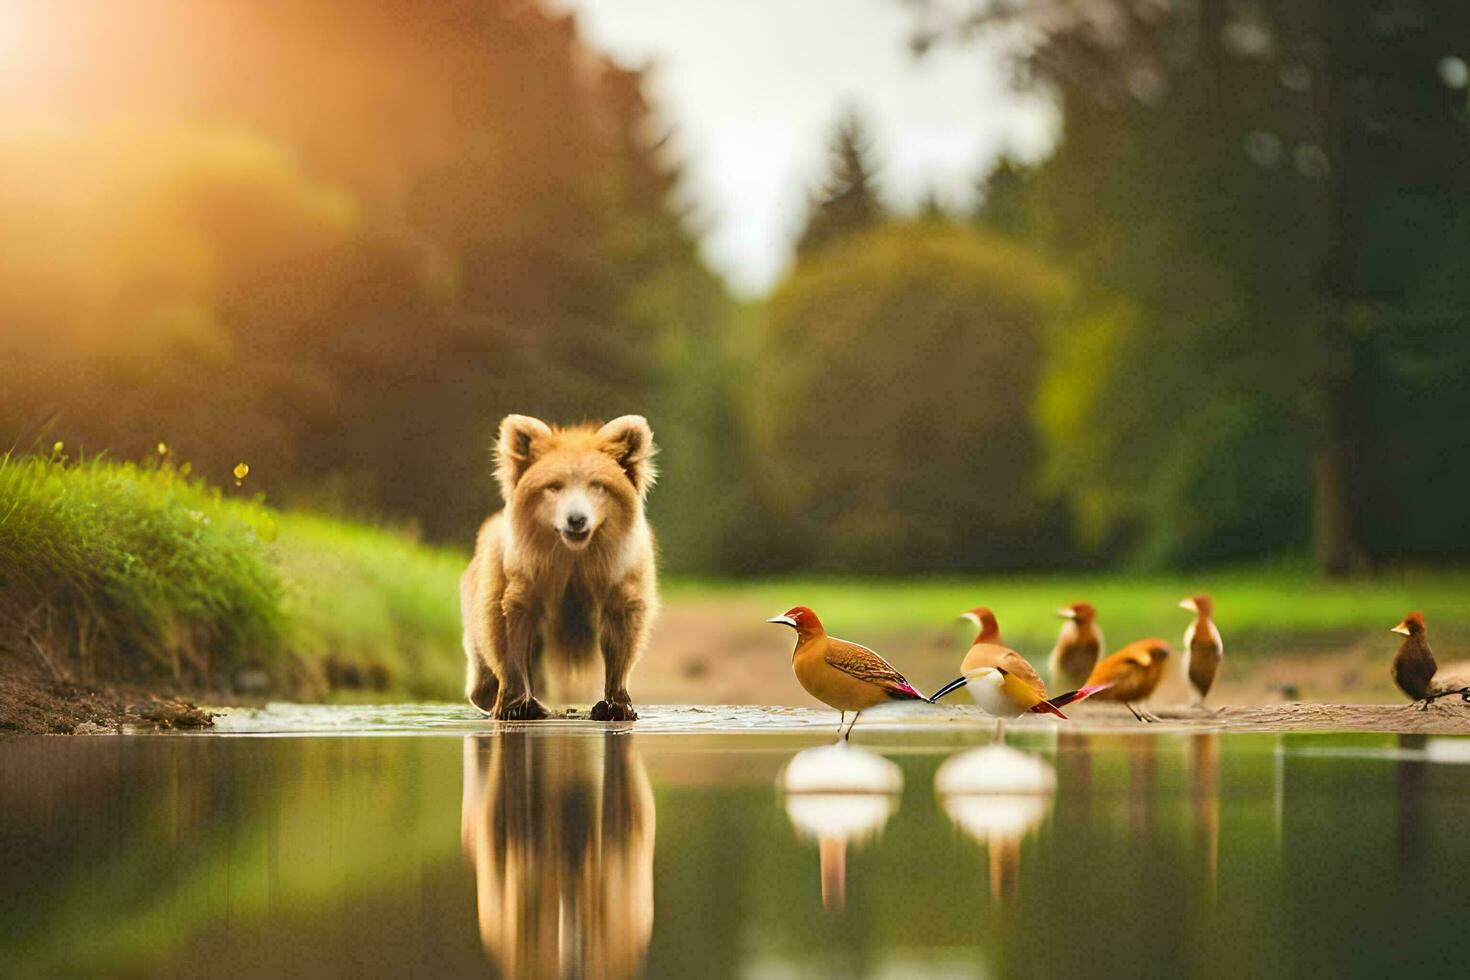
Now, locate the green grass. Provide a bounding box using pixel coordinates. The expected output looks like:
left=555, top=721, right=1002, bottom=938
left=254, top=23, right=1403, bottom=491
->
left=0, top=453, right=465, bottom=698
left=272, top=512, right=466, bottom=699
left=664, top=566, right=1470, bottom=658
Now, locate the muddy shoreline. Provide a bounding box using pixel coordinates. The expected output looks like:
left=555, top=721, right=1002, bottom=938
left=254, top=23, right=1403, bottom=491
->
left=7, top=638, right=1470, bottom=736
left=0, top=652, right=216, bottom=734
left=145, top=700, right=1470, bottom=738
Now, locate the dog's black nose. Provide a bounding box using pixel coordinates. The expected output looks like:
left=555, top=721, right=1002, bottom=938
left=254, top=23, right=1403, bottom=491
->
left=565, top=513, right=588, bottom=532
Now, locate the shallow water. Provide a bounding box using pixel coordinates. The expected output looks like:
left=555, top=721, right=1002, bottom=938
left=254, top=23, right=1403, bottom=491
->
left=3, top=707, right=1470, bottom=977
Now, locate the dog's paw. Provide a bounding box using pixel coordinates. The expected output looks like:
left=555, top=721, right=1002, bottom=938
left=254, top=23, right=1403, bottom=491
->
left=591, top=699, right=638, bottom=722
left=494, top=697, right=551, bottom=721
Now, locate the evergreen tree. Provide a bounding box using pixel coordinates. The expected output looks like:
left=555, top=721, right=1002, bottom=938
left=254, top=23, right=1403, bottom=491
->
left=972, top=154, right=1034, bottom=239
left=795, top=110, right=884, bottom=257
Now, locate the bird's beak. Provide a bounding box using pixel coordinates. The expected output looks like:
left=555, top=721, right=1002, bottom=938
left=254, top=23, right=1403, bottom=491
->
left=1391, top=621, right=1410, bottom=636
left=1056, top=607, right=1077, bottom=620
left=929, top=676, right=968, bottom=703
left=958, top=612, right=980, bottom=626
left=767, top=615, right=797, bottom=628
left=1179, top=598, right=1197, bottom=613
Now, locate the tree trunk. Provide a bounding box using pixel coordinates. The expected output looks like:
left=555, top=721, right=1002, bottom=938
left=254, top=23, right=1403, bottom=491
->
left=1310, top=0, right=1367, bottom=578
left=1311, top=321, right=1365, bottom=577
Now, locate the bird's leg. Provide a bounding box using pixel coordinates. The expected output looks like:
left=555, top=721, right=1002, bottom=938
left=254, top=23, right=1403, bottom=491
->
left=1125, top=702, right=1146, bottom=722
left=993, top=718, right=1005, bottom=744
left=842, top=710, right=862, bottom=741
left=1420, top=688, right=1470, bottom=709
left=836, top=711, right=845, bottom=736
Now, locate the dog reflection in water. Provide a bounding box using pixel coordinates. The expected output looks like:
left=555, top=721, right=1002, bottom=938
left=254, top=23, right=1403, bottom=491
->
left=461, top=733, right=655, bottom=979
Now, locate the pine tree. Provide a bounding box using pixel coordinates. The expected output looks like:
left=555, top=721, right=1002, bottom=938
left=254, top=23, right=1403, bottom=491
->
left=795, top=110, right=883, bottom=257
left=972, top=154, right=1033, bottom=239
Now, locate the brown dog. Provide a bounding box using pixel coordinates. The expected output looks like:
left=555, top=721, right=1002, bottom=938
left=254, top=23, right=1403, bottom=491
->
left=461, top=414, right=658, bottom=720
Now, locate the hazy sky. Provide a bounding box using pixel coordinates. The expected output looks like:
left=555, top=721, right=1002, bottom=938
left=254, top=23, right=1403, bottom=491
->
left=552, top=0, right=1056, bottom=297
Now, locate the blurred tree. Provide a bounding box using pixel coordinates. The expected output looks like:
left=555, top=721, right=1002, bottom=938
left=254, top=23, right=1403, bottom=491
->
left=912, top=0, right=1470, bottom=571
left=0, top=0, right=734, bottom=569
left=0, top=125, right=443, bottom=491
left=795, top=110, right=885, bottom=257
left=751, top=220, right=1069, bottom=571
left=972, top=154, right=1035, bottom=239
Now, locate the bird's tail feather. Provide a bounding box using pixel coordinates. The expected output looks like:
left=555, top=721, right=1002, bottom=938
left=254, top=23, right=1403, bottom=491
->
left=1049, top=682, right=1111, bottom=708
left=887, top=681, right=925, bottom=701
left=1027, top=698, right=1068, bottom=719
left=928, top=677, right=967, bottom=703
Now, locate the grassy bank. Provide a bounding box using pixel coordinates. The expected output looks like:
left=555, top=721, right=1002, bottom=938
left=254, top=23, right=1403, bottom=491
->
left=273, top=513, right=464, bottom=698
left=0, top=454, right=465, bottom=704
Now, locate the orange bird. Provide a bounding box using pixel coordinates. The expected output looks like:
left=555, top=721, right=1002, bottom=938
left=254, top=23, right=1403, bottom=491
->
left=1179, top=594, right=1224, bottom=707
left=768, top=606, right=924, bottom=739
left=929, top=608, right=1109, bottom=726
left=1049, top=602, right=1104, bottom=692
left=1082, top=639, right=1172, bottom=722
left=1391, top=612, right=1470, bottom=709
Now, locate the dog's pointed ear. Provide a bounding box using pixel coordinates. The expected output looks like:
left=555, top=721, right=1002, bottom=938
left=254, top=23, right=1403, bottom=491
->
left=597, top=415, right=657, bottom=498
left=495, top=414, right=552, bottom=497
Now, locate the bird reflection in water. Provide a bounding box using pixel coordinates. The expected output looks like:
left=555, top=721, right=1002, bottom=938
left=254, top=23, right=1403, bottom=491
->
left=1189, top=733, right=1220, bottom=888
left=935, top=743, right=1056, bottom=902
left=1126, top=733, right=1157, bottom=835
left=779, top=742, right=903, bottom=910
left=1396, top=733, right=1428, bottom=881
left=1055, top=731, right=1093, bottom=822
left=460, top=732, right=655, bottom=979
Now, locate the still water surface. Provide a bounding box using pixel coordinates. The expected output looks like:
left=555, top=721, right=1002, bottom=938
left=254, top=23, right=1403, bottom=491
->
left=2, top=707, right=1469, bottom=977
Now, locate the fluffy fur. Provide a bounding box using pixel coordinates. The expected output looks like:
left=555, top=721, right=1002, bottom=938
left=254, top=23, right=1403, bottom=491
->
left=461, top=414, right=659, bottom=720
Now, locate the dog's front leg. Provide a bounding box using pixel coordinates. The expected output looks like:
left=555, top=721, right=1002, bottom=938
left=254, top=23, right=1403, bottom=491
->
left=495, top=587, right=550, bottom=721
left=592, top=591, right=649, bottom=722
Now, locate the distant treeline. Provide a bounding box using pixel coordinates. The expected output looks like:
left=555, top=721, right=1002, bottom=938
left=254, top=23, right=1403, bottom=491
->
left=902, top=0, right=1470, bottom=575
left=3, top=0, right=1469, bottom=575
